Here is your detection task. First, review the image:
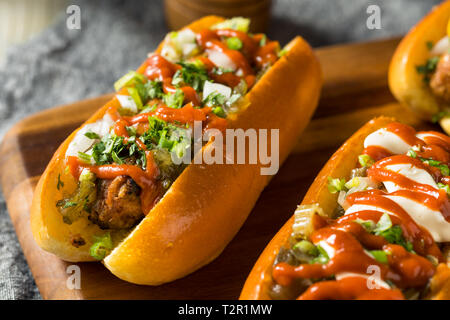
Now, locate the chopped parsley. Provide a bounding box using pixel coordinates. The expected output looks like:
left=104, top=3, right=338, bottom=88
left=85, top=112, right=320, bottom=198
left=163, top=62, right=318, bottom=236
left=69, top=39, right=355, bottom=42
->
left=203, top=91, right=227, bottom=107
left=355, top=213, right=414, bottom=252
left=163, top=89, right=185, bottom=109
left=57, top=174, right=64, bottom=190
left=135, top=80, right=164, bottom=103
left=142, top=116, right=192, bottom=159
left=416, top=56, right=440, bottom=83
left=432, top=111, right=450, bottom=123
left=172, top=61, right=209, bottom=92
left=407, top=148, right=450, bottom=176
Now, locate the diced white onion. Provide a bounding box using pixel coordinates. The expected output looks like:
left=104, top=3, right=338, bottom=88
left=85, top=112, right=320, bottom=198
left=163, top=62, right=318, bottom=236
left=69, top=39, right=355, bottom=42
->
left=161, top=42, right=180, bottom=62
left=347, top=177, right=378, bottom=195
left=337, top=191, right=348, bottom=209
left=66, top=114, right=114, bottom=158
left=207, top=49, right=237, bottom=71
left=116, top=94, right=138, bottom=113
left=177, top=28, right=196, bottom=44
left=160, top=28, right=197, bottom=62
left=203, top=80, right=232, bottom=100
left=292, top=204, right=324, bottom=238
left=182, top=43, right=198, bottom=56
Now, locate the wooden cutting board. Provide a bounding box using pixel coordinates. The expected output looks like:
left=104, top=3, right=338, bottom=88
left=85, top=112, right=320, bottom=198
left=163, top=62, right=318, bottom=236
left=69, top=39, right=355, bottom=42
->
left=0, top=37, right=439, bottom=300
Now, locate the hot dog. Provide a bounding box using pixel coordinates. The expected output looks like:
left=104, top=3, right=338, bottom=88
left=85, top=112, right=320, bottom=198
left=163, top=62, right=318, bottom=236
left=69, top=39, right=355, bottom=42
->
left=389, top=0, right=450, bottom=135
left=30, top=16, right=322, bottom=285
left=240, top=117, right=450, bottom=300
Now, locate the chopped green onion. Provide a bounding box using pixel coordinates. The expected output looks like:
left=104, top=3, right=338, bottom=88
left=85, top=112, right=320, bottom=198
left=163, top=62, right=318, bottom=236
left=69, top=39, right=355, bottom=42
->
left=293, top=240, right=319, bottom=256
left=89, top=233, right=113, bottom=260
left=211, top=17, right=250, bottom=33
left=114, top=71, right=146, bottom=92
left=327, top=177, right=347, bottom=194
left=63, top=201, right=77, bottom=209
left=278, top=48, right=288, bottom=58
left=440, top=164, right=450, bottom=176
left=358, top=154, right=374, bottom=167
left=419, top=157, right=450, bottom=176
left=259, top=34, right=267, bottom=47
left=407, top=149, right=417, bottom=158
left=127, top=87, right=143, bottom=110
left=354, top=218, right=376, bottom=232
left=438, top=182, right=450, bottom=195
left=310, top=245, right=330, bottom=264
left=374, top=213, right=392, bottom=233
left=84, top=132, right=100, bottom=140
left=432, top=111, right=450, bottom=123
left=212, top=106, right=226, bottom=118
left=78, top=151, right=92, bottom=163
left=226, top=37, right=243, bottom=50
left=369, top=250, right=388, bottom=264
left=427, top=255, right=439, bottom=266
left=345, top=177, right=360, bottom=189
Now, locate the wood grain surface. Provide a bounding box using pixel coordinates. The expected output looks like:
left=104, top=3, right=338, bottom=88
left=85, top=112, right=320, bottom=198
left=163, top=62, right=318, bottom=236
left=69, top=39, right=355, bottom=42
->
left=0, top=37, right=439, bottom=299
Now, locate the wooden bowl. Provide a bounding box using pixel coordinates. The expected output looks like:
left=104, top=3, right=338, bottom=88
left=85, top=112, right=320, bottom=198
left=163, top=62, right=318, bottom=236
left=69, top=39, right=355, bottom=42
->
left=164, top=0, right=272, bottom=33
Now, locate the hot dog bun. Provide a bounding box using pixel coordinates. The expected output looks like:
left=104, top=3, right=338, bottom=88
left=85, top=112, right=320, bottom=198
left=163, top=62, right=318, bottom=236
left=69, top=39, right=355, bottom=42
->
left=31, top=16, right=323, bottom=285
left=240, top=117, right=450, bottom=300
left=389, top=0, right=450, bottom=131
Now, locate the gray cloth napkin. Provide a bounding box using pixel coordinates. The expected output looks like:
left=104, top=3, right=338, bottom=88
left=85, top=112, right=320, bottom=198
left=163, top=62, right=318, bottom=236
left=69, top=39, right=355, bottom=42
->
left=0, top=0, right=441, bottom=299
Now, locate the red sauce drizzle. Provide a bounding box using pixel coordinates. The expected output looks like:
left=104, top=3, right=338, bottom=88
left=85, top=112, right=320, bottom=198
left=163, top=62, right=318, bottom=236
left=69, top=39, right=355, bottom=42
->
left=196, top=29, right=279, bottom=89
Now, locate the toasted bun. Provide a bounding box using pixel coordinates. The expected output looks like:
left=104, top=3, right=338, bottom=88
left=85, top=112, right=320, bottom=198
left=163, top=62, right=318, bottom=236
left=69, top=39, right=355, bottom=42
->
left=388, top=1, right=450, bottom=123
left=239, top=117, right=450, bottom=300
left=31, top=16, right=323, bottom=284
